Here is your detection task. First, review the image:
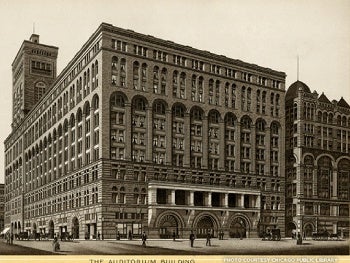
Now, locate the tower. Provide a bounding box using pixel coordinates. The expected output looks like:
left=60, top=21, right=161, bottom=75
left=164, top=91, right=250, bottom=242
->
left=11, top=33, right=58, bottom=129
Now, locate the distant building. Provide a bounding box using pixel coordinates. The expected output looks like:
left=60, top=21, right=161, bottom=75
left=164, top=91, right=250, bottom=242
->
left=4, top=23, right=286, bottom=239
left=285, top=81, right=350, bottom=238
left=0, top=184, right=4, bottom=231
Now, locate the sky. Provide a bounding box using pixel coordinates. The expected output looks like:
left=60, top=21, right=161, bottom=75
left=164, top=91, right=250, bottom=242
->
left=0, top=0, right=349, bottom=183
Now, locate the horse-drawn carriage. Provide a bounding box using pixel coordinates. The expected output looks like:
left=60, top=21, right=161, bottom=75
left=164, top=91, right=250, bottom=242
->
left=60, top=232, right=74, bottom=241
left=15, top=232, right=29, bottom=240
left=262, top=228, right=281, bottom=241
left=312, top=231, right=329, bottom=241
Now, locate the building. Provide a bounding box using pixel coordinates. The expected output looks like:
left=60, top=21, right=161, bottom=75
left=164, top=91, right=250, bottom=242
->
left=285, top=81, right=350, bottom=238
left=4, top=23, right=286, bottom=239
left=0, top=184, right=4, bottom=232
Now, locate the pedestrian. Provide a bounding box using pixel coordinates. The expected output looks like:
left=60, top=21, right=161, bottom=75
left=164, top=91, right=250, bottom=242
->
left=128, top=230, right=132, bottom=240
left=189, top=230, right=195, bottom=247
left=206, top=231, right=211, bottom=246
left=52, top=237, right=60, bottom=252
left=98, top=232, right=101, bottom=240
left=172, top=230, right=176, bottom=241
left=141, top=231, right=147, bottom=247
left=10, top=233, right=14, bottom=245
left=116, top=231, right=121, bottom=240
left=221, top=230, right=224, bottom=240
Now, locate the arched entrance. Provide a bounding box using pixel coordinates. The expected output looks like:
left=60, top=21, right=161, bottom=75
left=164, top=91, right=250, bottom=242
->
left=72, top=217, right=79, bottom=239
left=229, top=217, right=247, bottom=238
left=196, top=215, right=217, bottom=238
left=48, top=220, right=54, bottom=239
left=304, top=223, right=314, bottom=238
left=286, top=221, right=297, bottom=238
left=158, top=214, right=180, bottom=239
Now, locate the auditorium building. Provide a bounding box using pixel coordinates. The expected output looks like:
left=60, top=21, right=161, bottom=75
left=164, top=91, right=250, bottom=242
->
left=4, top=23, right=286, bottom=239
left=285, top=81, right=350, bottom=238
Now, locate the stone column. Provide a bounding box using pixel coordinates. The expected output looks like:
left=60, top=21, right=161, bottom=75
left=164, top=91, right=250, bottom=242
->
left=313, top=167, right=318, bottom=197
left=67, top=125, right=72, bottom=172
left=125, top=103, right=132, bottom=161
left=82, top=114, right=86, bottom=166
left=171, top=190, right=176, bottom=205
left=166, top=110, right=172, bottom=165
left=234, top=122, right=241, bottom=172
left=74, top=119, right=79, bottom=170
left=265, top=127, right=271, bottom=175
left=90, top=107, right=95, bottom=162
left=146, top=107, right=153, bottom=162
left=219, top=119, right=225, bottom=170
left=56, top=135, right=60, bottom=179
left=224, top=193, right=228, bottom=208
left=251, top=124, right=256, bottom=174
left=207, top=192, right=212, bottom=207
left=189, top=191, right=194, bottom=206
left=202, top=116, right=208, bottom=169
left=332, top=170, right=337, bottom=199
left=240, top=194, right=245, bottom=208
left=184, top=113, right=191, bottom=167
left=148, top=188, right=156, bottom=205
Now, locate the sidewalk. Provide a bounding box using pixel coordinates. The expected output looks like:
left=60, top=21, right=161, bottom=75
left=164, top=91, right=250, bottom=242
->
left=4, top=237, right=350, bottom=255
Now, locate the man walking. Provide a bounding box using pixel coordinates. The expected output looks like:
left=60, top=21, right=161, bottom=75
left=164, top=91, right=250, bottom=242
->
left=189, top=231, right=195, bottom=247
left=206, top=231, right=211, bottom=246
left=141, top=231, right=147, bottom=247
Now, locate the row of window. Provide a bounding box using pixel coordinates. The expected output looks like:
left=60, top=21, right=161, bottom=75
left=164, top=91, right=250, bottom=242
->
left=110, top=38, right=283, bottom=88
left=110, top=57, right=283, bottom=115
left=110, top=92, right=281, bottom=173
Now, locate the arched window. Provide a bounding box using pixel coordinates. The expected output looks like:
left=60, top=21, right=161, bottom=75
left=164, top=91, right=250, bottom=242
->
left=110, top=93, right=125, bottom=108
left=153, top=101, right=166, bottom=115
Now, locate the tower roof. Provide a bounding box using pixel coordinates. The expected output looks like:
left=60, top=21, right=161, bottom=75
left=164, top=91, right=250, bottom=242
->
left=286, top=80, right=311, bottom=101
left=338, top=97, right=350, bottom=108
left=318, top=93, right=331, bottom=104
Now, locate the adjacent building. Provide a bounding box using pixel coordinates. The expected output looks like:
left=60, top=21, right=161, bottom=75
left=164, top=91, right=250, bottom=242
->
left=285, top=81, right=350, bottom=238
left=4, top=22, right=286, bottom=239
left=0, top=184, right=4, bottom=231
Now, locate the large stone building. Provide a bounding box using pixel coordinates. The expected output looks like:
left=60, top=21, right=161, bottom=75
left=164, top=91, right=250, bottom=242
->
left=4, top=23, right=286, bottom=239
left=285, top=81, right=350, bottom=238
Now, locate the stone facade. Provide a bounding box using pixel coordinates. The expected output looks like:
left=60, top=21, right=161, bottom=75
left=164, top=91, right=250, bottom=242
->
left=285, top=81, right=350, bottom=239
left=4, top=23, right=286, bottom=239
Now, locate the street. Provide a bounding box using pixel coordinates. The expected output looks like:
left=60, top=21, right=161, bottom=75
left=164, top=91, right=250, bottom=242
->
left=0, top=238, right=348, bottom=255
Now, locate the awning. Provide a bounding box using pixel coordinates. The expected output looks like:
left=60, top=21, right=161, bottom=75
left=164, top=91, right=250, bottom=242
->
left=0, top=227, right=10, bottom=235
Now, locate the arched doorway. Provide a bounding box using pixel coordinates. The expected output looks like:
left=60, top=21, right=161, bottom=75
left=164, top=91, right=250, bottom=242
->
left=48, top=220, right=54, bottom=239
left=286, top=221, right=297, bottom=238
left=229, top=217, right=247, bottom=238
left=196, top=215, right=216, bottom=238
left=304, top=223, right=314, bottom=238
left=72, top=217, right=79, bottom=239
left=158, top=214, right=180, bottom=239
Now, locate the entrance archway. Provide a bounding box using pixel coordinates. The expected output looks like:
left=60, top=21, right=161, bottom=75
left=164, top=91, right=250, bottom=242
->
left=158, top=214, right=180, bottom=239
left=286, top=221, right=297, bottom=238
left=196, top=215, right=217, bottom=238
left=48, top=220, right=54, bottom=239
left=72, top=217, right=79, bottom=239
left=229, top=217, right=247, bottom=238
left=304, top=223, right=314, bottom=238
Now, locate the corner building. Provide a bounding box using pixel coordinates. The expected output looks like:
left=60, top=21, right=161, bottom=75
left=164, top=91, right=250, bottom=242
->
left=4, top=23, right=286, bottom=239
left=285, top=81, right=350, bottom=238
